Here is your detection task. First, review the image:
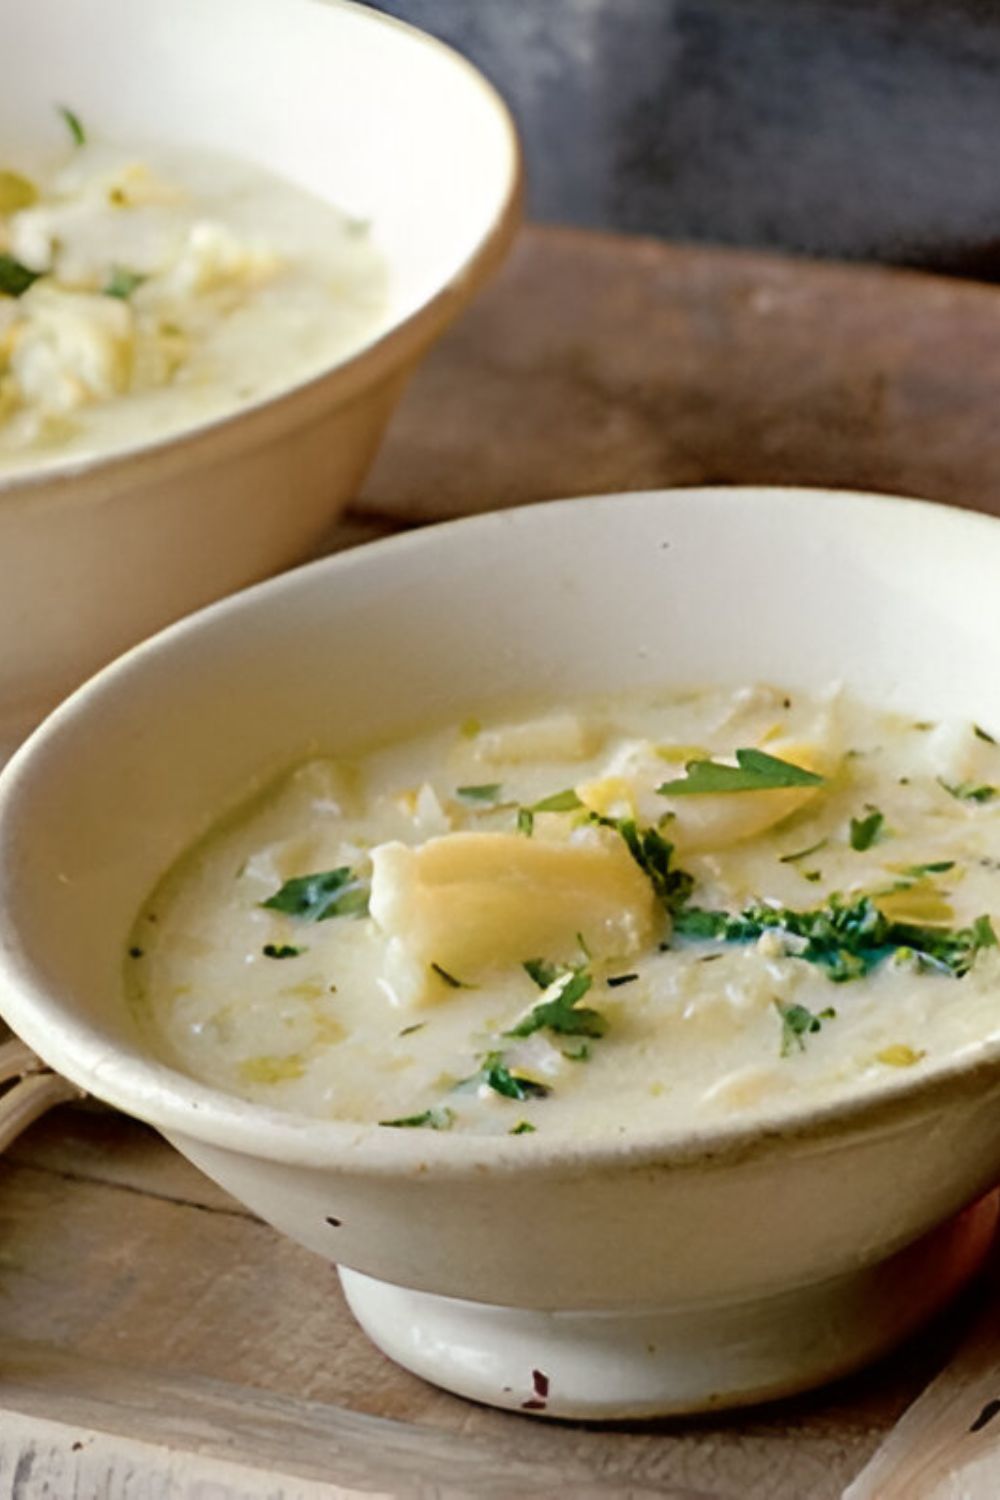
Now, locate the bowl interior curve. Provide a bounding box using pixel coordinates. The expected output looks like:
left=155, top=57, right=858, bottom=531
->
left=1, top=485, right=999, bottom=1160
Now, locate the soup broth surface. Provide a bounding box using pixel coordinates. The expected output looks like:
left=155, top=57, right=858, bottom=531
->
left=130, top=684, right=1000, bottom=1137
left=0, top=126, right=386, bottom=469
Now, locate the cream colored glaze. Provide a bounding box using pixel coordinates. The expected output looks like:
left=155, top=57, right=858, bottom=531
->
left=0, top=133, right=386, bottom=469
left=130, top=683, right=1000, bottom=1137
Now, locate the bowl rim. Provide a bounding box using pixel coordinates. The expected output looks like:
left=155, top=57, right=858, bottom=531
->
left=4, top=484, right=1000, bottom=1176
left=0, top=0, right=525, bottom=501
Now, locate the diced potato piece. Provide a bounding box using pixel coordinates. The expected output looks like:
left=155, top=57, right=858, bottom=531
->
left=369, top=830, right=659, bottom=1006
left=474, top=714, right=604, bottom=765
left=10, top=284, right=133, bottom=413
left=662, top=740, right=834, bottom=856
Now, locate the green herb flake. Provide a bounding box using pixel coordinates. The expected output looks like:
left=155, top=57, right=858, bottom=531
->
left=606, top=972, right=639, bottom=988
left=379, top=1106, right=455, bottom=1130
left=459, top=716, right=481, bottom=739
left=0, top=253, right=41, bottom=298
left=776, top=1000, right=835, bottom=1057
left=455, top=782, right=503, bottom=805
left=508, top=968, right=607, bottom=1039
left=261, top=867, right=369, bottom=922
left=802, top=869, right=823, bottom=883
left=430, top=961, right=475, bottom=989
left=939, top=779, right=998, bottom=804
left=658, top=748, right=824, bottom=796
left=975, top=725, right=997, bottom=744
left=779, top=838, right=828, bottom=865
left=562, top=1039, right=592, bottom=1062
left=587, top=813, right=694, bottom=915
left=528, top=788, right=583, bottom=814
left=523, top=957, right=561, bottom=989
left=58, top=105, right=86, bottom=147
left=900, top=860, right=956, bottom=879
left=510, top=1120, right=537, bottom=1135
left=517, top=807, right=534, bottom=837
left=262, top=943, right=305, bottom=959
left=479, top=1052, right=550, bottom=1101
left=103, top=266, right=146, bottom=300
left=398, top=1022, right=426, bottom=1038
left=673, top=895, right=997, bottom=983
left=849, top=807, right=884, bottom=851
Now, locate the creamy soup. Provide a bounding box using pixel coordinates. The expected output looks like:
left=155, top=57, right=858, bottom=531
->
left=129, top=684, right=1000, bottom=1137
left=0, top=112, right=386, bottom=469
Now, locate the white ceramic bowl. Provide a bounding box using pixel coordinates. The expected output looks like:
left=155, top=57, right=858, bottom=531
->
left=0, top=0, right=521, bottom=751
left=3, top=486, right=1000, bottom=1420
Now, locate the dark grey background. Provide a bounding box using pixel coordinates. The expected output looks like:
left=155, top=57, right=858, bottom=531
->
left=366, top=0, right=1000, bottom=278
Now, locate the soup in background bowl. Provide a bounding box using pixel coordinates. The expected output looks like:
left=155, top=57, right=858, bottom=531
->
left=1, top=486, right=1000, bottom=1419
left=0, top=0, right=522, bottom=750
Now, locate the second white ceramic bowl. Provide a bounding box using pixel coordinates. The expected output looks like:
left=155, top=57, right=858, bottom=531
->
left=2, top=487, right=1000, bottom=1417
left=0, top=0, right=521, bottom=751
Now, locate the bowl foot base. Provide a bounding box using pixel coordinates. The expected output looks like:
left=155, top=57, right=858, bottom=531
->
left=339, top=1192, right=997, bottom=1419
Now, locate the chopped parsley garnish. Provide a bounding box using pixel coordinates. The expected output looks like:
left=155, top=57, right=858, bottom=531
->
left=104, top=266, right=146, bottom=300
left=622, top=822, right=693, bottom=910
left=517, top=807, right=534, bottom=836
left=523, top=958, right=561, bottom=989
left=899, top=860, right=956, bottom=879
left=975, top=725, right=997, bottom=744
left=780, top=838, right=828, bottom=864
left=658, top=748, right=824, bottom=796
left=672, top=895, right=997, bottom=982
left=776, top=1001, right=836, bottom=1057
left=939, top=779, right=998, bottom=804
left=430, top=961, right=475, bottom=989
left=510, top=1120, right=537, bottom=1135
left=398, top=1022, right=425, bottom=1037
left=455, top=782, right=503, bottom=804
left=849, top=807, right=884, bottom=851
left=262, top=943, right=305, bottom=959
left=562, top=1039, right=592, bottom=1062
left=58, top=105, right=86, bottom=147
left=607, top=972, right=639, bottom=987
left=379, top=1107, right=455, bottom=1130
left=478, top=1052, right=550, bottom=1101
left=507, top=967, right=607, bottom=1039
left=0, top=253, right=41, bottom=298
left=261, top=867, right=369, bottom=921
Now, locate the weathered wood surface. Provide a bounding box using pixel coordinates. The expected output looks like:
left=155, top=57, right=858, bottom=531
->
left=0, top=1107, right=981, bottom=1500
left=8, top=227, right=1000, bottom=1496
left=358, top=225, right=1000, bottom=526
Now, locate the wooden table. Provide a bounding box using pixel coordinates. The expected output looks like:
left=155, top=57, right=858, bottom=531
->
left=6, top=225, right=1000, bottom=1499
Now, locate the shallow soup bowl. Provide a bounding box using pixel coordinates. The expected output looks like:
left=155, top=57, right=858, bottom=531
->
left=0, top=0, right=521, bottom=750
left=3, top=486, right=1000, bottom=1419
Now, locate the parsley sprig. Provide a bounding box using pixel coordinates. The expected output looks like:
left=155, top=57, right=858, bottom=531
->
left=658, top=748, right=824, bottom=796
left=261, top=867, right=369, bottom=921
left=508, top=966, right=607, bottom=1039
left=673, top=895, right=997, bottom=982
left=776, top=1000, right=836, bottom=1056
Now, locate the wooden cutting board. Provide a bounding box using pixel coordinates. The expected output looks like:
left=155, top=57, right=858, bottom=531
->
left=7, top=225, right=1000, bottom=1499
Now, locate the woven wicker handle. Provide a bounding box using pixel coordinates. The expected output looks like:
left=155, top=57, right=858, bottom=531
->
left=0, top=1037, right=83, bottom=1152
